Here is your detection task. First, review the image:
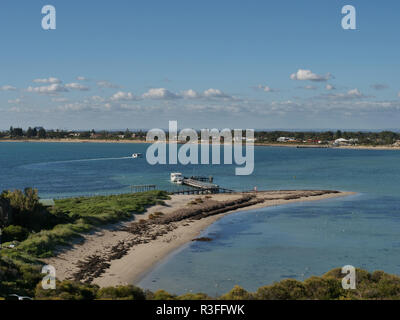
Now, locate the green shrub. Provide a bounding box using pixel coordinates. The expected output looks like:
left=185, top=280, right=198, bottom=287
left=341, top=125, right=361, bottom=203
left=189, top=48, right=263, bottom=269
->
left=97, top=285, right=145, bottom=300
left=153, top=289, right=177, bottom=300
left=35, top=280, right=99, bottom=300
left=2, top=225, right=29, bottom=242
left=220, top=285, right=253, bottom=300
left=178, top=293, right=211, bottom=300
left=256, top=279, right=307, bottom=300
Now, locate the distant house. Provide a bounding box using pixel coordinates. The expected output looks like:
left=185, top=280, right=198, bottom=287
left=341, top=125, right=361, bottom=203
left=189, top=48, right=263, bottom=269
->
left=68, top=132, right=80, bottom=137
left=39, top=199, right=55, bottom=207
left=334, top=138, right=358, bottom=145
left=277, top=137, right=295, bottom=142
left=334, top=138, right=349, bottom=144
left=307, top=139, right=322, bottom=144
left=90, top=133, right=102, bottom=139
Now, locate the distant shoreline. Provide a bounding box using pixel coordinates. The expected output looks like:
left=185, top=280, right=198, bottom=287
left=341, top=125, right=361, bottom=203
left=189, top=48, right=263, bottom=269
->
left=2, top=138, right=400, bottom=150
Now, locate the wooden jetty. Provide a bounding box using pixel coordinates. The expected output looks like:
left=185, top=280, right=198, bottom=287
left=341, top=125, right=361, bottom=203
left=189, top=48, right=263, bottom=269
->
left=186, top=175, right=214, bottom=183
left=171, top=176, right=234, bottom=195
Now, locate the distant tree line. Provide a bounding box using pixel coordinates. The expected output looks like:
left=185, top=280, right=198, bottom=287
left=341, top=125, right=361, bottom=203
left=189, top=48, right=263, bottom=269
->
left=1, top=127, right=400, bottom=145
left=254, top=130, right=400, bottom=145
left=0, top=127, right=147, bottom=140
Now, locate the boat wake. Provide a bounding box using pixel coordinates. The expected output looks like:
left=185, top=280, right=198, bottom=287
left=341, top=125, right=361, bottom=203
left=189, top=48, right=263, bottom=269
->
left=20, top=156, right=133, bottom=169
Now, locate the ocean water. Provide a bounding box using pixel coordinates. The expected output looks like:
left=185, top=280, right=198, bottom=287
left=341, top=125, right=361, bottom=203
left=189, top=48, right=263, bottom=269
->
left=1, top=142, right=400, bottom=294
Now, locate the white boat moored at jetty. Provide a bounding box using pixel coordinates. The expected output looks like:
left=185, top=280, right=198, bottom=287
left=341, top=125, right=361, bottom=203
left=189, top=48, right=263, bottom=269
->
left=170, top=172, right=183, bottom=184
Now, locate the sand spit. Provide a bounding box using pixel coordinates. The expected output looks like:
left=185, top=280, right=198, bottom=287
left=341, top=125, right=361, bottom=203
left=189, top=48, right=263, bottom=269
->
left=44, top=190, right=355, bottom=287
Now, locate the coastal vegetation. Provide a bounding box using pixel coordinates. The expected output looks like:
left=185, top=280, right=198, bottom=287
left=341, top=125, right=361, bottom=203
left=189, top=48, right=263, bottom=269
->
left=8, top=267, right=400, bottom=300
left=2, top=127, right=400, bottom=146
left=2, top=188, right=400, bottom=300
left=0, top=189, right=169, bottom=297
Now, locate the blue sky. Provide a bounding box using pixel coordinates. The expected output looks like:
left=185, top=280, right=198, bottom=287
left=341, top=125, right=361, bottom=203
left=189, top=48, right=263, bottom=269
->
left=1, top=0, right=400, bottom=130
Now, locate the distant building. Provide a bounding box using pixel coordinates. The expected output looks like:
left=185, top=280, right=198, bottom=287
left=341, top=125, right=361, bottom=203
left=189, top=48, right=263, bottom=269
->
left=277, top=137, right=295, bottom=142
left=68, top=133, right=80, bottom=137
left=334, top=138, right=349, bottom=144
left=334, top=138, right=358, bottom=145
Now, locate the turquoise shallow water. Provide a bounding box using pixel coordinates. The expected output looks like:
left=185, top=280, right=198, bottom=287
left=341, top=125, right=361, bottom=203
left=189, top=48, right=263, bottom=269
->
left=1, top=142, right=400, bottom=294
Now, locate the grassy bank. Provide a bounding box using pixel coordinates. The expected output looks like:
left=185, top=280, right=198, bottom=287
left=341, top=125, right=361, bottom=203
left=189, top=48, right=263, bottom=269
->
left=0, top=190, right=169, bottom=297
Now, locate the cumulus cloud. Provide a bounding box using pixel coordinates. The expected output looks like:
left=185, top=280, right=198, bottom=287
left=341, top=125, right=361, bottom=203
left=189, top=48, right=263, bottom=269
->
left=65, top=83, right=90, bottom=91
left=203, top=88, right=230, bottom=98
left=181, top=89, right=200, bottom=99
left=8, top=98, right=22, bottom=104
left=110, top=91, right=136, bottom=101
left=290, top=69, right=332, bottom=82
left=76, top=76, right=88, bottom=81
left=181, top=88, right=233, bottom=99
left=27, top=84, right=68, bottom=95
left=33, top=77, right=61, bottom=84
left=1, top=85, right=17, bottom=91
left=91, top=95, right=106, bottom=102
left=142, top=88, right=180, bottom=100
left=323, top=88, right=367, bottom=100
left=325, top=84, right=335, bottom=90
left=256, top=85, right=277, bottom=92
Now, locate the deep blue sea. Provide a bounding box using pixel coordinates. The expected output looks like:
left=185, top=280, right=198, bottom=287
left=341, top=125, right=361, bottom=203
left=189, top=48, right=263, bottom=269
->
left=1, top=142, right=400, bottom=295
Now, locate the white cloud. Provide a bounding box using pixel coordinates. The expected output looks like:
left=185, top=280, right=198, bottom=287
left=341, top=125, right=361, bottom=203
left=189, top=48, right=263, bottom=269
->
left=76, top=76, right=88, bottom=81
left=97, top=80, right=121, bottom=89
left=8, top=98, right=22, bottom=104
left=325, top=84, right=335, bottom=90
left=321, top=88, right=368, bottom=101
left=181, top=89, right=200, bottom=99
left=91, top=95, right=106, bottom=102
left=65, top=83, right=90, bottom=91
left=1, top=85, right=17, bottom=91
left=347, top=88, right=362, bottom=97
left=27, top=84, right=68, bottom=95
left=33, top=77, right=61, bottom=84
left=256, top=85, right=277, bottom=92
left=290, top=69, right=332, bottom=82
left=142, top=88, right=180, bottom=100
left=110, top=91, right=136, bottom=101
left=203, top=88, right=230, bottom=98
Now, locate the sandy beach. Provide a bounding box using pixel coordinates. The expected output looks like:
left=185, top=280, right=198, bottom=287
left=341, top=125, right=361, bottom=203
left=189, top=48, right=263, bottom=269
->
left=2, top=138, right=400, bottom=150
left=44, top=190, right=355, bottom=288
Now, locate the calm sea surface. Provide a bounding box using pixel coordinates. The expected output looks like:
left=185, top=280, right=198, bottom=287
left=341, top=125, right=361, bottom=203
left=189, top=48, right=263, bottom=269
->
left=1, top=142, right=400, bottom=294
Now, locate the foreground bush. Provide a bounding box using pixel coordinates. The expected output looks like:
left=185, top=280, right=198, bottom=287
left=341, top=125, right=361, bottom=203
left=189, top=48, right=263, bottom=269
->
left=35, top=280, right=99, bottom=300
left=2, top=225, right=30, bottom=242
left=3, top=267, right=400, bottom=300
left=97, top=285, right=146, bottom=300
left=0, top=190, right=169, bottom=296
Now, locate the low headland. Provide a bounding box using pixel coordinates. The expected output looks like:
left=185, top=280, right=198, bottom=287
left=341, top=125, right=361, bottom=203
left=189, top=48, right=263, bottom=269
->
left=42, top=190, right=355, bottom=287
left=5, top=188, right=400, bottom=300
